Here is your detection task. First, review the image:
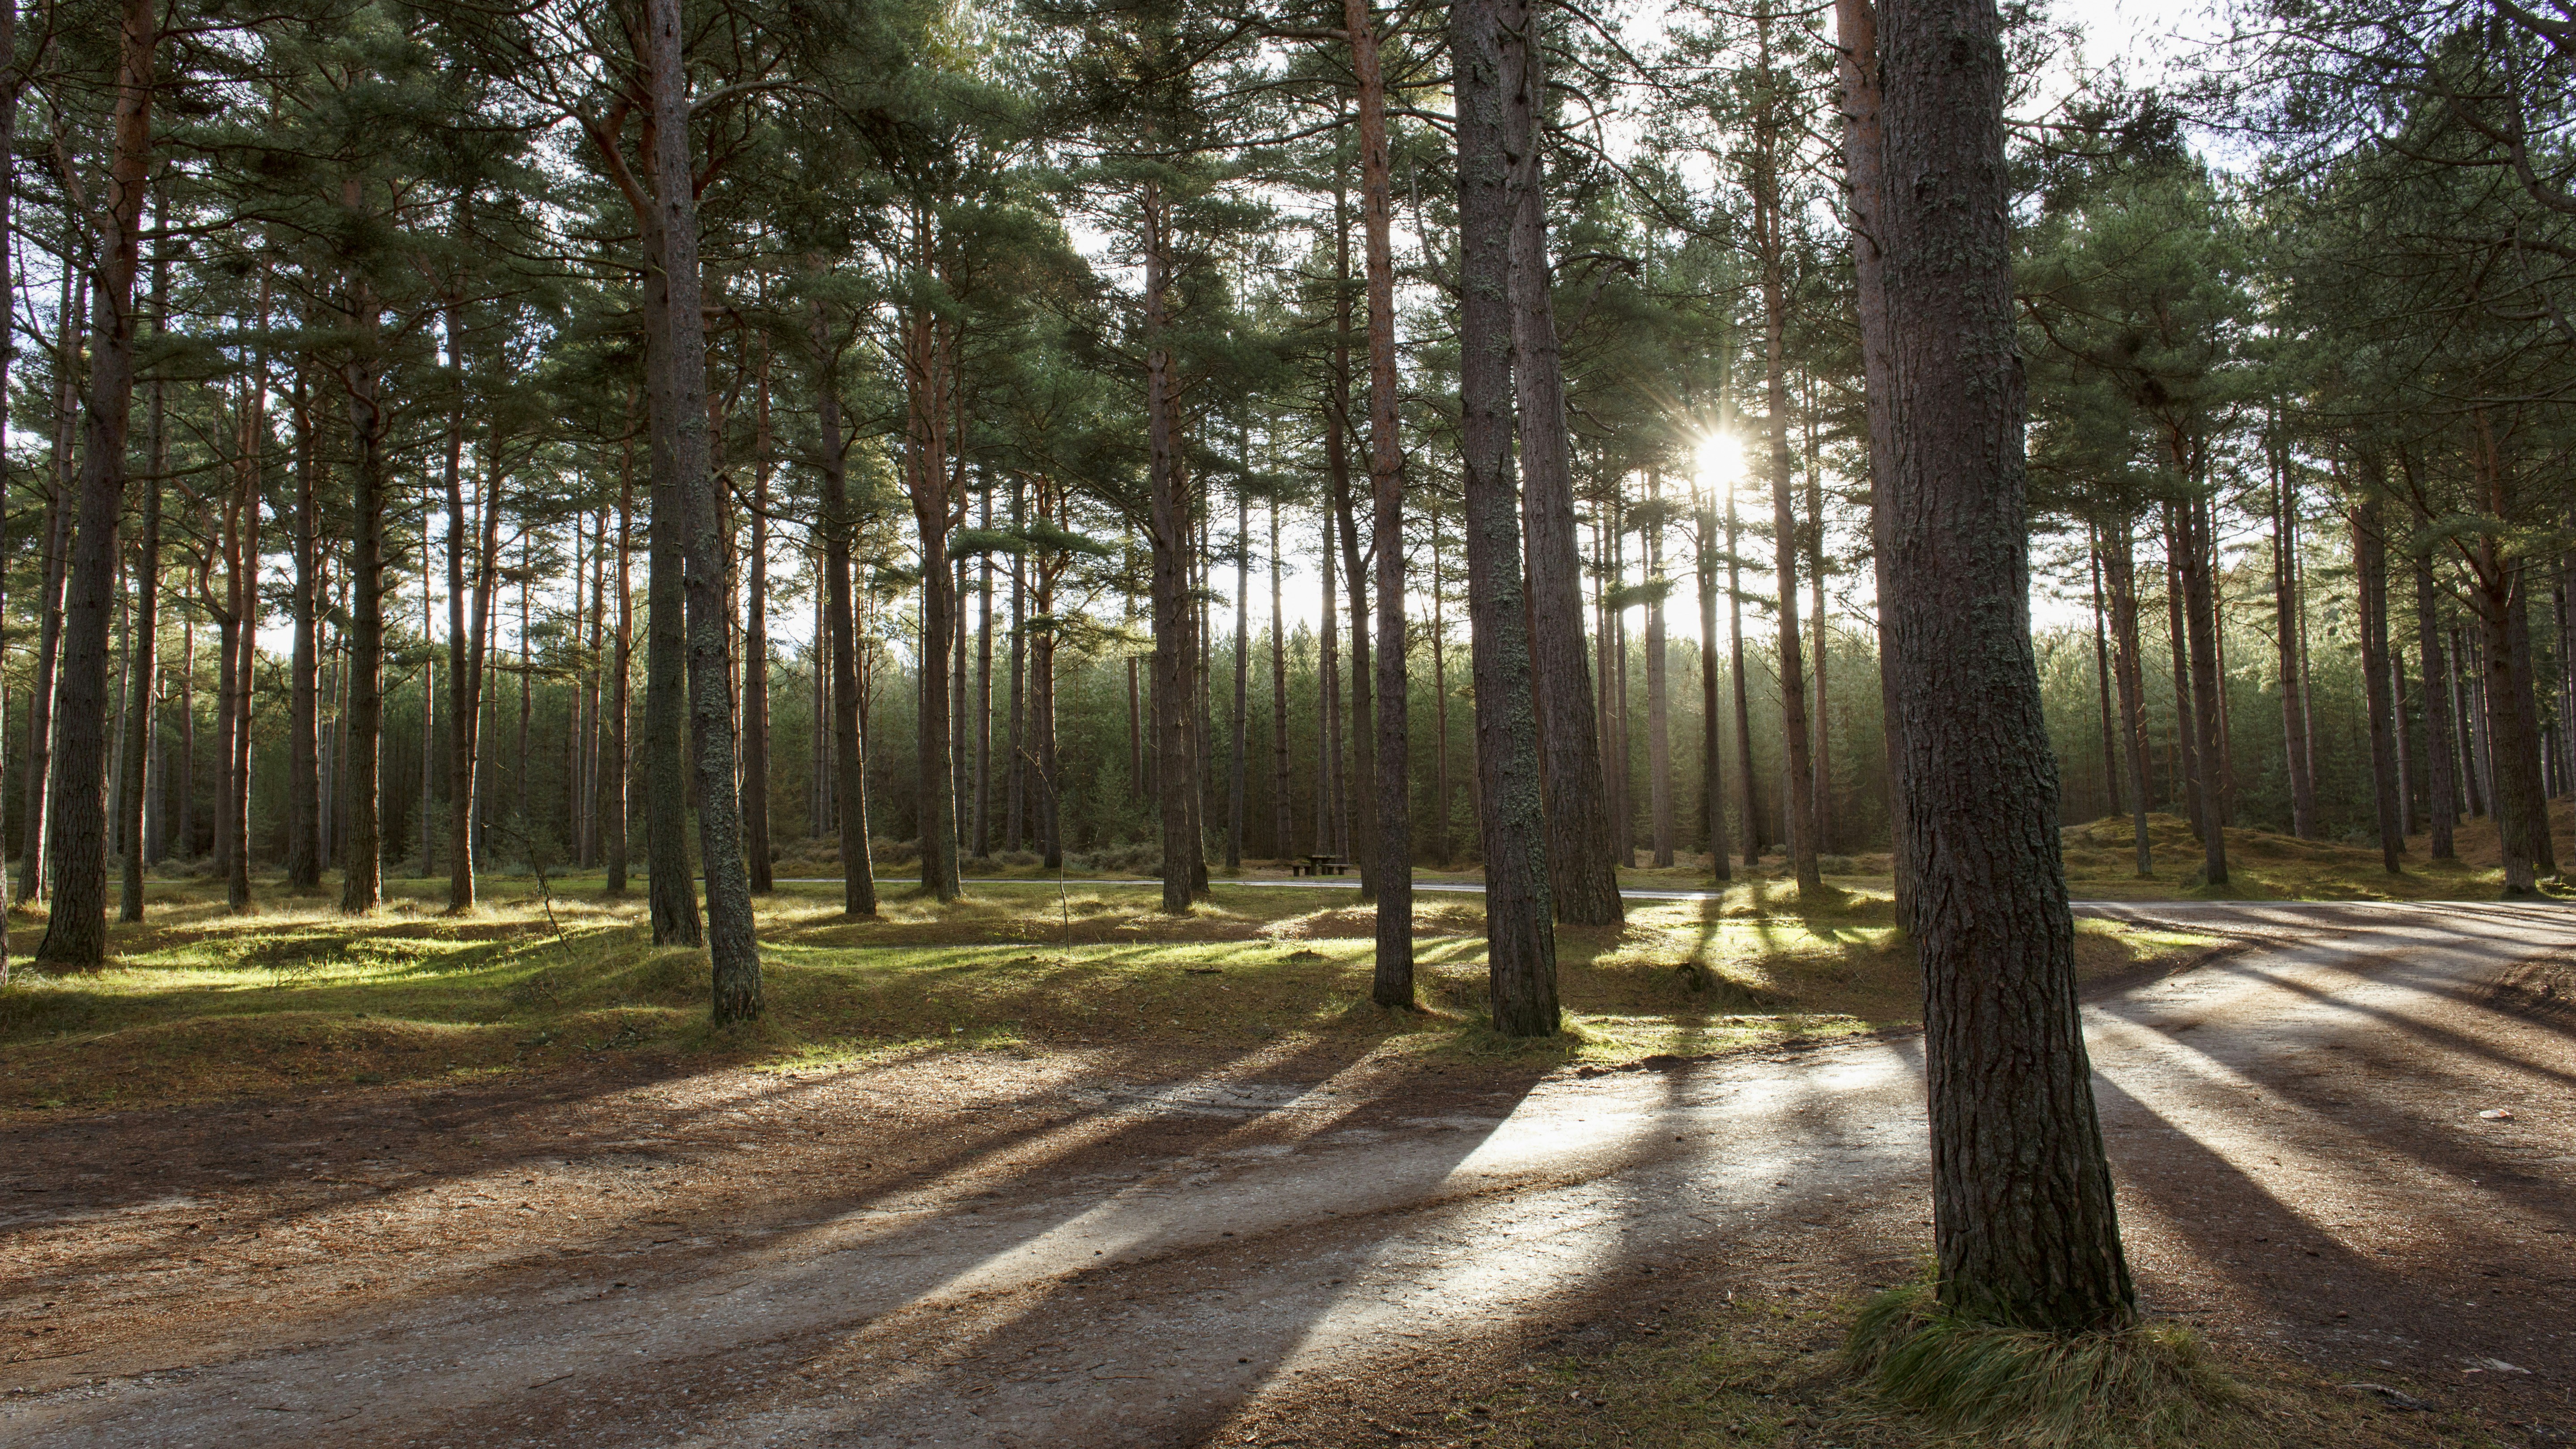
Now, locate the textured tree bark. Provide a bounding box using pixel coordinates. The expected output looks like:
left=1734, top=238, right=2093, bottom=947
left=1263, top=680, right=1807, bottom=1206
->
left=1836, top=0, right=1911, bottom=919
left=640, top=198, right=703, bottom=945
left=743, top=362, right=774, bottom=894
left=1501, top=8, right=1620, bottom=926
left=1347, top=0, right=1411, bottom=1000
left=2415, top=558, right=2459, bottom=860
left=2351, top=497, right=2404, bottom=875
left=223, top=349, right=263, bottom=914
left=1140, top=181, right=1203, bottom=915
left=2162, top=510, right=2200, bottom=829
left=1431, top=509, right=1454, bottom=865
left=648, top=0, right=761, bottom=1019
left=37, top=0, right=153, bottom=967
left=815, top=313, right=876, bottom=918
left=1454, top=0, right=1560, bottom=1036
left=1876, top=0, right=2135, bottom=1330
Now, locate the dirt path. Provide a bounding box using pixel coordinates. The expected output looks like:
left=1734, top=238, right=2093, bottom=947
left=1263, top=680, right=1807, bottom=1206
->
left=5, top=902, right=2572, bottom=1445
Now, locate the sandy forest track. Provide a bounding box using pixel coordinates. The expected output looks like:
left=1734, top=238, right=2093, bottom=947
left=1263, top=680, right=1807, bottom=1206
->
left=4, top=901, right=2573, bottom=1446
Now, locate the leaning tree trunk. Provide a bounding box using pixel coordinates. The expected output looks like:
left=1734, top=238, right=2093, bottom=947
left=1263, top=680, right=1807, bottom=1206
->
left=647, top=0, right=759, bottom=1018
left=36, top=0, right=154, bottom=968
left=1503, top=21, right=1621, bottom=926
left=1456, top=0, right=1560, bottom=1036
left=1875, top=0, right=2135, bottom=1331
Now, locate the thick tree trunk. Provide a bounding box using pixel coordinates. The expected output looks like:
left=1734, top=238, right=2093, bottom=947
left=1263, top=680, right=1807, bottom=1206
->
left=1454, top=0, right=1560, bottom=1035
left=2416, top=557, right=2459, bottom=860
left=1503, top=17, right=1621, bottom=925
left=640, top=196, right=703, bottom=944
left=1876, top=0, right=2135, bottom=1330
left=37, top=0, right=154, bottom=968
left=2351, top=497, right=2404, bottom=875
left=2477, top=555, right=2552, bottom=889
left=1142, top=181, right=1203, bottom=914
left=647, top=0, right=762, bottom=1019
left=1347, top=0, right=1411, bottom=997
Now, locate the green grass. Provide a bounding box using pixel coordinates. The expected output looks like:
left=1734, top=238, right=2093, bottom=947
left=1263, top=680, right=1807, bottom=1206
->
left=0, top=871, right=2215, bottom=1113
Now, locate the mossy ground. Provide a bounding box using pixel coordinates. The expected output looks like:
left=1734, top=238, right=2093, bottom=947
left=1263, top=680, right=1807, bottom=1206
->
left=0, top=871, right=2207, bottom=1112
left=1446, top=1290, right=2528, bottom=1448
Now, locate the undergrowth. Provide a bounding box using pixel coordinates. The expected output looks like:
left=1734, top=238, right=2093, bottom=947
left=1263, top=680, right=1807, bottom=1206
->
left=0, top=873, right=2214, bottom=1111
left=1844, top=1281, right=2235, bottom=1448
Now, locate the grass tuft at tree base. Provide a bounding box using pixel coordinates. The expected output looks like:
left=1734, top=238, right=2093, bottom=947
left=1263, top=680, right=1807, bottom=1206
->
left=1844, top=1280, right=2236, bottom=1449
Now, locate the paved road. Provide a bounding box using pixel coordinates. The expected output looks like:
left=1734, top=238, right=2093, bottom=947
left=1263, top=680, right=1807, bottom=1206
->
left=8, top=901, right=2573, bottom=1445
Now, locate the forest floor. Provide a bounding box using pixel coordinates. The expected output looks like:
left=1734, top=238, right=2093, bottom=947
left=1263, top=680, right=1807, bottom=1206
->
left=2, top=881, right=2572, bottom=1445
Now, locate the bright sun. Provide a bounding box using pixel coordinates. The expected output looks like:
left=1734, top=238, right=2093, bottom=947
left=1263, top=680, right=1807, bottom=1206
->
left=1693, top=432, right=1741, bottom=494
